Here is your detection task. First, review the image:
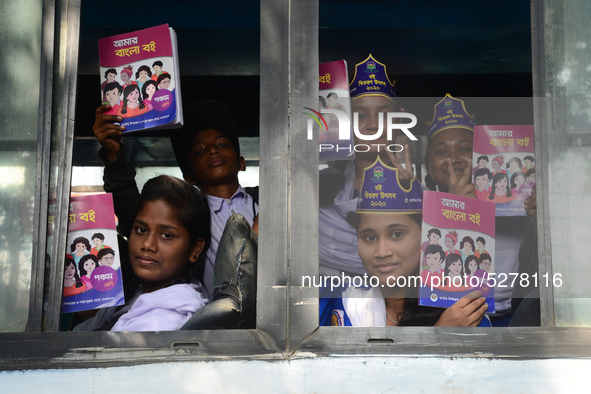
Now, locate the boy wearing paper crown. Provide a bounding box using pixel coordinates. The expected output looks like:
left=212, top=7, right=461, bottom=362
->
left=319, top=156, right=489, bottom=327
left=92, top=100, right=258, bottom=301
left=319, top=54, right=415, bottom=279
left=423, top=94, right=535, bottom=321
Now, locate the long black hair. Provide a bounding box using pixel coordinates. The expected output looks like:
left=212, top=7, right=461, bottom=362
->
left=135, top=175, right=211, bottom=285
left=347, top=211, right=445, bottom=326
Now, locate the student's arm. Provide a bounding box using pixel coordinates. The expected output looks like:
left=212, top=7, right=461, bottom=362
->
left=434, top=290, right=488, bottom=327
left=93, top=105, right=139, bottom=239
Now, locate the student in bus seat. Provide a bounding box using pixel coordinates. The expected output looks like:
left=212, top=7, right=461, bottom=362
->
left=320, top=154, right=490, bottom=327
left=92, top=100, right=259, bottom=302
left=423, top=94, right=535, bottom=324
left=74, top=176, right=257, bottom=331
left=74, top=175, right=209, bottom=331
left=319, top=54, right=406, bottom=280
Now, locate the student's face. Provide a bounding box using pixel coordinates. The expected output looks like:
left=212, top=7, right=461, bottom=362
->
left=107, top=72, right=116, bottom=82
left=159, top=78, right=171, bottom=89
left=510, top=161, right=519, bottom=171
left=468, top=260, right=478, bottom=274
left=105, top=88, right=120, bottom=105
left=327, top=95, right=337, bottom=105
left=121, top=73, right=130, bottom=83
left=100, top=253, right=115, bottom=267
left=146, top=84, right=156, bottom=96
left=351, top=96, right=397, bottom=156
left=478, top=159, right=487, bottom=168
left=492, top=161, right=501, bottom=170
left=524, top=159, right=532, bottom=167
left=153, top=65, right=161, bottom=73
left=475, top=174, right=489, bottom=188
left=127, top=88, right=139, bottom=103
left=426, top=128, right=473, bottom=192
left=84, top=259, right=96, bottom=274
left=426, top=253, right=442, bottom=271
left=448, top=259, right=462, bottom=276
left=92, top=238, right=102, bottom=247
left=139, top=70, right=148, bottom=79
left=185, top=128, right=245, bottom=187
left=64, top=263, right=75, bottom=280
left=444, top=237, right=454, bottom=249
left=463, top=242, right=472, bottom=252
left=76, top=242, right=86, bottom=252
left=515, top=175, right=525, bottom=187
left=429, top=233, right=440, bottom=244
left=480, top=259, right=491, bottom=272
left=528, top=173, right=536, bottom=182
left=476, top=241, right=484, bottom=250
left=357, top=213, right=421, bottom=286
left=129, top=199, right=204, bottom=292
left=496, top=177, right=508, bottom=190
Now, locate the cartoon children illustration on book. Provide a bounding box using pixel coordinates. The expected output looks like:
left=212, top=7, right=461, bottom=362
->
left=464, top=255, right=479, bottom=278
left=421, top=244, right=445, bottom=287
left=474, top=168, right=492, bottom=200
left=103, top=82, right=123, bottom=115
left=135, top=65, right=152, bottom=91
left=491, top=155, right=507, bottom=176
left=478, top=253, right=492, bottom=272
left=97, top=248, right=117, bottom=270
left=120, top=65, right=137, bottom=90
left=78, top=254, right=100, bottom=290
left=444, top=230, right=460, bottom=257
left=522, top=155, right=535, bottom=173
left=157, top=73, right=172, bottom=90
left=474, top=236, right=489, bottom=258
left=473, top=155, right=489, bottom=180
left=90, top=232, right=112, bottom=256
left=510, top=171, right=527, bottom=200
left=118, top=84, right=149, bottom=118
left=506, top=157, right=523, bottom=180
left=70, top=236, right=91, bottom=264
left=101, top=68, right=118, bottom=103
left=488, top=172, right=514, bottom=203
left=444, top=253, right=465, bottom=286
left=421, top=228, right=442, bottom=266
left=460, top=236, right=475, bottom=263
left=63, top=255, right=87, bottom=297
left=151, top=60, right=169, bottom=81
left=142, top=80, right=159, bottom=111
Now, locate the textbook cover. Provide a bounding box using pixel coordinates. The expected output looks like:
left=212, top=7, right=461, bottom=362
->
left=419, top=190, right=495, bottom=312
left=62, top=194, right=125, bottom=314
left=472, top=125, right=535, bottom=216
left=316, top=60, right=353, bottom=161
left=98, top=24, right=183, bottom=132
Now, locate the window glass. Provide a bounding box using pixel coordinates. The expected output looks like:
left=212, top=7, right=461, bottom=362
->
left=542, top=0, right=591, bottom=326
left=317, top=0, right=535, bottom=328
left=65, top=0, right=260, bottom=332
left=0, top=0, right=43, bottom=331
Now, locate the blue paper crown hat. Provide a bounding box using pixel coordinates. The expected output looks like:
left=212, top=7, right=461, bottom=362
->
left=426, top=93, right=475, bottom=140
left=357, top=156, right=423, bottom=214
left=349, top=54, right=396, bottom=100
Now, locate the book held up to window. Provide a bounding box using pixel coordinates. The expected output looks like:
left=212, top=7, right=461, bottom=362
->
left=472, top=125, right=535, bottom=216
left=98, top=24, right=183, bottom=132
left=317, top=60, right=353, bottom=161
left=62, top=193, right=125, bottom=314
left=419, top=190, right=496, bottom=312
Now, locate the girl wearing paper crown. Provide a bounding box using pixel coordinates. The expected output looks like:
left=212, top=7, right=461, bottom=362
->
left=319, top=55, right=414, bottom=279
left=319, top=154, right=490, bottom=327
